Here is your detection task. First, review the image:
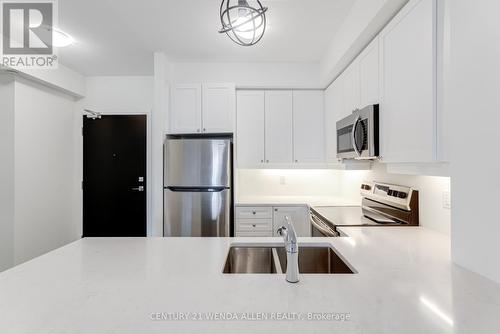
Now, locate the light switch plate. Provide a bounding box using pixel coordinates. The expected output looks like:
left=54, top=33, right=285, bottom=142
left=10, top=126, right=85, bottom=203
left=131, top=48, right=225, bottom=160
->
left=279, top=176, right=286, bottom=185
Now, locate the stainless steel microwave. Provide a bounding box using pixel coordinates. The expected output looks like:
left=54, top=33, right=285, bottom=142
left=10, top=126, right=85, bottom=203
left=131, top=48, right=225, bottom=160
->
left=336, top=104, right=379, bottom=160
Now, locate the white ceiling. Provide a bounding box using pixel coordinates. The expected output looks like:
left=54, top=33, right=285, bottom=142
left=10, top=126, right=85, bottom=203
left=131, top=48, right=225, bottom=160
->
left=57, top=0, right=355, bottom=76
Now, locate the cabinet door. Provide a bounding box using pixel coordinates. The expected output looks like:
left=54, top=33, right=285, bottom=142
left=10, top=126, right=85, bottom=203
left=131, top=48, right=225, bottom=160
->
left=324, top=80, right=342, bottom=163
left=236, top=90, right=265, bottom=167
left=202, top=83, right=235, bottom=133
left=341, top=61, right=361, bottom=117
left=264, top=91, right=293, bottom=164
left=292, top=90, right=325, bottom=163
left=359, top=37, right=380, bottom=108
left=170, top=84, right=202, bottom=134
left=273, top=207, right=310, bottom=237
left=379, top=0, right=436, bottom=163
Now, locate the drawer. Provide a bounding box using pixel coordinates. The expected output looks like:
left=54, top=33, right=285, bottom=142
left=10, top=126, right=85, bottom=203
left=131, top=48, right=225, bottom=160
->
left=235, top=218, right=273, bottom=232
left=235, top=206, right=273, bottom=219
left=235, top=231, right=273, bottom=237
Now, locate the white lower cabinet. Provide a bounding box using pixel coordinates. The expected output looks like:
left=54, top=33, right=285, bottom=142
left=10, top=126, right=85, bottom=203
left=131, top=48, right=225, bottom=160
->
left=235, top=219, right=273, bottom=233
left=235, top=206, right=273, bottom=237
left=272, top=207, right=310, bottom=237
left=235, top=231, right=274, bottom=237
left=235, top=205, right=310, bottom=237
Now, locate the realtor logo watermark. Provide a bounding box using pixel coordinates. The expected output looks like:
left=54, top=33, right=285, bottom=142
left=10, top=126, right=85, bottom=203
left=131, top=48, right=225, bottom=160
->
left=1, top=0, right=58, bottom=69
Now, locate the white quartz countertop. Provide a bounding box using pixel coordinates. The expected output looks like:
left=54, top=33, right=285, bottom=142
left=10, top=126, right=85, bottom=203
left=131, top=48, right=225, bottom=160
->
left=235, top=195, right=359, bottom=207
left=1, top=228, right=500, bottom=334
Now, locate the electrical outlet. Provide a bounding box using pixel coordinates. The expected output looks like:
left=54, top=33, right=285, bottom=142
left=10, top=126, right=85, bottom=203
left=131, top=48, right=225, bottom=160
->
left=442, top=191, right=451, bottom=209
left=279, top=176, right=286, bottom=185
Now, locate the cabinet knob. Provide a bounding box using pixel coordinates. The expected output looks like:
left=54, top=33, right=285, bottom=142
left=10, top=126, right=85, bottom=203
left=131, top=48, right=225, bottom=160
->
left=261, top=160, right=264, bottom=163
left=266, top=160, right=269, bottom=163
left=197, top=129, right=200, bottom=133
left=252, top=224, right=256, bottom=228
left=274, top=208, right=278, bottom=212
left=203, top=128, right=206, bottom=132
left=252, top=211, right=256, bottom=215
left=295, top=160, right=298, bottom=163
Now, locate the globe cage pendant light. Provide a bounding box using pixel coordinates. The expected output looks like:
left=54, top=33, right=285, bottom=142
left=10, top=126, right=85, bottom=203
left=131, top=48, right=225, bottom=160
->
left=218, top=0, right=268, bottom=46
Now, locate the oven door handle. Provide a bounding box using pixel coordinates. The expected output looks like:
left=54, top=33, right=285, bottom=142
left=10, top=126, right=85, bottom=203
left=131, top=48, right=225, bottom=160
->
left=351, top=115, right=362, bottom=157
left=310, top=215, right=338, bottom=237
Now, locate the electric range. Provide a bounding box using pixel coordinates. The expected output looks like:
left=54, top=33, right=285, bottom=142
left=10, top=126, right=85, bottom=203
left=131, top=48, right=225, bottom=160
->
left=310, top=181, right=419, bottom=237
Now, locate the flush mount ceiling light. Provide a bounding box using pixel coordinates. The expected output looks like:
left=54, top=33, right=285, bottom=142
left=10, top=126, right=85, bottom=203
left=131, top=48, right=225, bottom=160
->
left=219, top=0, right=268, bottom=46
left=51, top=28, right=75, bottom=47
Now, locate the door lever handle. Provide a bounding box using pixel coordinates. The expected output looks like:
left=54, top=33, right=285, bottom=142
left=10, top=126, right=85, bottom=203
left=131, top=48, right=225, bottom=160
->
left=132, top=186, right=144, bottom=192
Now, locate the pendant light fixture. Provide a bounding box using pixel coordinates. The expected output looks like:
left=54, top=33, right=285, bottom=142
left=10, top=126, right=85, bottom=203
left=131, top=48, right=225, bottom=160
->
left=219, top=0, right=268, bottom=46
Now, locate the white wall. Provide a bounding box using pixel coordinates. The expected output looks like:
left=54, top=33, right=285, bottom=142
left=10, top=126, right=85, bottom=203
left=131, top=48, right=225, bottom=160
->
left=80, top=75, right=155, bottom=235
left=3, top=63, right=86, bottom=97
left=12, top=78, right=81, bottom=265
left=448, top=0, right=500, bottom=284
left=151, top=53, right=171, bottom=237
left=0, top=76, right=15, bottom=271
left=237, top=165, right=451, bottom=235
left=171, top=62, right=323, bottom=88
left=84, top=76, right=153, bottom=113
left=0, top=75, right=81, bottom=270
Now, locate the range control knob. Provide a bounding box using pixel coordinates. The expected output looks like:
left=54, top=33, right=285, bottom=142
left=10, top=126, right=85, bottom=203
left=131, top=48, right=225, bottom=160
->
left=398, top=192, right=407, bottom=199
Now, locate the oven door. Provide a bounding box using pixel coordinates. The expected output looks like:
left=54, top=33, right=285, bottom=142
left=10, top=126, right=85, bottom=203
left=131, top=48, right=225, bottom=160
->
left=310, top=213, right=339, bottom=237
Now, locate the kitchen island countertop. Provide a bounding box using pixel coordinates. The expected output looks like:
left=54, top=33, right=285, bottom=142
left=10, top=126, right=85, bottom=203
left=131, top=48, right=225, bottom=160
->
left=1, top=227, right=500, bottom=334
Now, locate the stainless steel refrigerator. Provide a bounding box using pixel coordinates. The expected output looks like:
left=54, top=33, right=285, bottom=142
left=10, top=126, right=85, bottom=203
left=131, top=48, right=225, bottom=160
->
left=163, top=137, right=232, bottom=237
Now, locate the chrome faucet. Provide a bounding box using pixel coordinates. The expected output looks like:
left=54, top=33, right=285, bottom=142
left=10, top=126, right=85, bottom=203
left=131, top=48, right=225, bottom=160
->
left=277, top=216, right=299, bottom=283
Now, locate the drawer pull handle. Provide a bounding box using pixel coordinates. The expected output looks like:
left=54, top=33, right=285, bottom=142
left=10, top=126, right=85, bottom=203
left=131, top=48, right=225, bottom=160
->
left=252, top=224, right=256, bottom=228
left=252, top=211, right=256, bottom=215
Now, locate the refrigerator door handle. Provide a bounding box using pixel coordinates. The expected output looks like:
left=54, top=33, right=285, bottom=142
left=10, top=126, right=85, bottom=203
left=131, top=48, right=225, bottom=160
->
left=165, top=186, right=228, bottom=193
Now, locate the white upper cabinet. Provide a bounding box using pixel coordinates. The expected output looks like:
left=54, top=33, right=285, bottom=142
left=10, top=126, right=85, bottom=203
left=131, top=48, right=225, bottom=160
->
left=359, top=37, right=380, bottom=108
left=379, top=0, right=437, bottom=163
left=324, top=80, right=342, bottom=163
left=341, top=60, right=361, bottom=117
left=202, top=83, right=235, bottom=133
left=170, top=84, right=202, bottom=134
left=169, top=83, right=235, bottom=134
left=236, top=90, right=265, bottom=167
left=264, top=91, right=293, bottom=164
left=293, top=90, right=325, bottom=163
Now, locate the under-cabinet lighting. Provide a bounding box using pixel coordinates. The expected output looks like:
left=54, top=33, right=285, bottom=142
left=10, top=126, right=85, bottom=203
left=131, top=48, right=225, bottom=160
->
left=346, top=238, right=356, bottom=247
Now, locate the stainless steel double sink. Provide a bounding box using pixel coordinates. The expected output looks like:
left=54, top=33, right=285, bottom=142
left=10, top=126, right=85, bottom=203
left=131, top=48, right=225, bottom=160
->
left=223, top=245, right=356, bottom=274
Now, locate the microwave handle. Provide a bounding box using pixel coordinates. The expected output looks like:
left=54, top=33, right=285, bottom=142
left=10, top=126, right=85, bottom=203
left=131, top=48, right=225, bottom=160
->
left=351, top=115, right=362, bottom=157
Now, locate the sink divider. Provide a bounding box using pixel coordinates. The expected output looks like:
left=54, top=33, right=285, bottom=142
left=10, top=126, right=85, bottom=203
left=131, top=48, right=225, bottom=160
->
left=271, top=248, right=283, bottom=274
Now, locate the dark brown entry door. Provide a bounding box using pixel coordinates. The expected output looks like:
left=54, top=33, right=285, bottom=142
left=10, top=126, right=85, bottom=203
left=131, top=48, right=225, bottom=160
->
left=83, top=115, right=147, bottom=237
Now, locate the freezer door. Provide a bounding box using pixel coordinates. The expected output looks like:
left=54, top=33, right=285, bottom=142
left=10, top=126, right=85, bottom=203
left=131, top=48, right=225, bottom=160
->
left=164, top=138, right=231, bottom=187
left=163, top=188, right=230, bottom=237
